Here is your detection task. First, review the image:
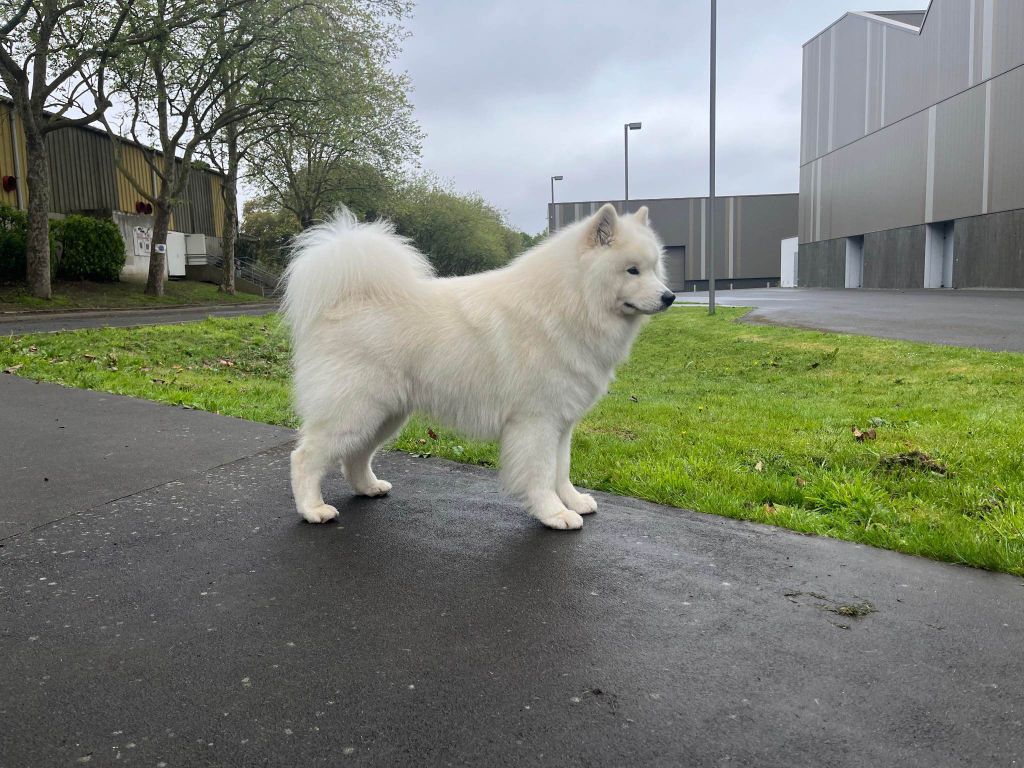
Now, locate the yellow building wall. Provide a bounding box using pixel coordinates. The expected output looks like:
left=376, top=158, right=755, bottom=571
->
left=210, top=174, right=225, bottom=238
left=0, top=103, right=26, bottom=208
left=114, top=142, right=154, bottom=213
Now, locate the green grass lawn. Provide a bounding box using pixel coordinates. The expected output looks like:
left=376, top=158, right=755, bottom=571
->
left=0, top=279, right=266, bottom=312
left=2, top=308, right=1022, bottom=575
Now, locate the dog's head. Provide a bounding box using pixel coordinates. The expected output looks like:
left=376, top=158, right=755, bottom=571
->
left=580, top=203, right=674, bottom=318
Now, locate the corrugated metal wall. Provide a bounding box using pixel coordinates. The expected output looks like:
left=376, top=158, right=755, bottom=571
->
left=800, top=0, right=1024, bottom=244
left=0, top=103, right=26, bottom=208
left=45, top=127, right=118, bottom=213
left=0, top=99, right=226, bottom=240
left=115, top=142, right=156, bottom=212
left=548, top=194, right=798, bottom=287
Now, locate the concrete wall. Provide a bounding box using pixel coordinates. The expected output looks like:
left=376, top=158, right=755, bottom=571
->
left=797, top=239, right=846, bottom=288
left=549, top=194, right=798, bottom=289
left=954, top=208, right=1024, bottom=288
left=863, top=225, right=926, bottom=289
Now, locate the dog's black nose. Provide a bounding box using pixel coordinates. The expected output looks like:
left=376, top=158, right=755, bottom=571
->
left=660, top=291, right=676, bottom=307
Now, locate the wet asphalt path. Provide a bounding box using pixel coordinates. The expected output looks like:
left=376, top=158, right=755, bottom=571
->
left=1, top=376, right=1022, bottom=767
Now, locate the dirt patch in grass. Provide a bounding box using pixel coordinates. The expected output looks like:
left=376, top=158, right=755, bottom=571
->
left=880, top=450, right=948, bottom=475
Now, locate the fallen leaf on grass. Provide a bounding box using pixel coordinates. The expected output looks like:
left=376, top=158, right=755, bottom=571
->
left=28, top=345, right=37, bottom=353
left=754, top=460, right=764, bottom=472
left=629, top=395, right=639, bottom=403
left=852, top=425, right=877, bottom=442
left=427, top=428, right=438, bottom=440
left=3, top=364, right=23, bottom=374
left=795, top=476, right=807, bottom=488
left=763, top=502, right=776, bottom=515
left=83, top=354, right=97, bottom=361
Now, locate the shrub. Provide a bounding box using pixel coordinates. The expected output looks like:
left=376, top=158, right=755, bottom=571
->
left=385, top=179, right=522, bottom=276
left=53, top=214, right=126, bottom=281
left=0, top=204, right=28, bottom=281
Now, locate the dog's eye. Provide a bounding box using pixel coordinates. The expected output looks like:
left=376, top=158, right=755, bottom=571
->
left=626, top=266, right=640, bottom=275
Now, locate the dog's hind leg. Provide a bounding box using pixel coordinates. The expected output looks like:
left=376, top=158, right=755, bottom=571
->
left=291, top=427, right=340, bottom=523
left=556, top=427, right=598, bottom=515
left=340, top=412, right=407, bottom=497
left=501, top=419, right=584, bottom=530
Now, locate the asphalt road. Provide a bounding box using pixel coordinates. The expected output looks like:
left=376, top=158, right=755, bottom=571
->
left=675, top=288, right=1024, bottom=352
left=0, top=302, right=278, bottom=335
left=2, top=376, right=1022, bottom=767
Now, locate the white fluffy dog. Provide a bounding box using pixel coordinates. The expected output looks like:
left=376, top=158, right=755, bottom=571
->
left=283, top=203, right=674, bottom=530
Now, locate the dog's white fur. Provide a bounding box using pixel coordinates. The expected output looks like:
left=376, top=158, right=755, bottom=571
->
left=283, top=203, right=673, bottom=530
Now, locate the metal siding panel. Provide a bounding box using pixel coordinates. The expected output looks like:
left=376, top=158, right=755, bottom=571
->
left=800, top=43, right=815, bottom=164
left=0, top=105, right=18, bottom=208
left=824, top=111, right=928, bottom=240
left=798, top=163, right=814, bottom=242
left=991, top=0, right=1024, bottom=78
left=737, top=196, right=798, bottom=278
left=833, top=17, right=868, bottom=150
left=211, top=175, right=225, bottom=238
left=187, top=170, right=215, bottom=235
left=988, top=65, right=1024, bottom=214
left=937, top=0, right=972, bottom=95
left=643, top=198, right=686, bottom=244
left=116, top=143, right=154, bottom=212
left=45, top=128, right=117, bottom=214
left=932, top=83, right=986, bottom=222
left=816, top=33, right=831, bottom=158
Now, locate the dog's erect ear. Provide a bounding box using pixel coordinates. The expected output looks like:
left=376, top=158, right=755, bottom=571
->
left=634, top=206, right=650, bottom=226
left=588, top=203, right=618, bottom=248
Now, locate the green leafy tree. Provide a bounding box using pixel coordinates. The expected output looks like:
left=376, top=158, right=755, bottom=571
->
left=97, top=0, right=301, bottom=296
left=245, top=0, right=420, bottom=229
left=0, top=0, right=190, bottom=298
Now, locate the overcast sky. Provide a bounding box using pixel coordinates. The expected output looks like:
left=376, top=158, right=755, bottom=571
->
left=395, top=0, right=929, bottom=233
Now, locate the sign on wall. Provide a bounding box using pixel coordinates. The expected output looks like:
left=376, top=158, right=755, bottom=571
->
left=133, top=226, right=152, bottom=258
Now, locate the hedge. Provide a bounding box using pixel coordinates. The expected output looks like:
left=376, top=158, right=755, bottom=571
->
left=51, top=215, right=126, bottom=282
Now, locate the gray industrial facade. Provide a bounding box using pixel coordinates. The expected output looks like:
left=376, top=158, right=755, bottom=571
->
left=548, top=194, right=798, bottom=291
left=799, top=1, right=1024, bottom=289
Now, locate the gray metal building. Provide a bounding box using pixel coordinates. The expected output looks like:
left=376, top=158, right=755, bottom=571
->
left=799, top=0, right=1024, bottom=289
left=548, top=194, right=798, bottom=291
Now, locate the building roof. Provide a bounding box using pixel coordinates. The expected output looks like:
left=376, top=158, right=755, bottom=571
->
left=805, top=2, right=933, bottom=46
left=868, top=10, right=927, bottom=27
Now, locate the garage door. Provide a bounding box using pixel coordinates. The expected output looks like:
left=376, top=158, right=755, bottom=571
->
left=664, top=246, right=686, bottom=291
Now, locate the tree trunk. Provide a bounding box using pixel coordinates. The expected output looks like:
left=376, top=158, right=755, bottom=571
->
left=146, top=199, right=171, bottom=297
left=24, top=127, right=52, bottom=299
left=220, top=119, right=238, bottom=295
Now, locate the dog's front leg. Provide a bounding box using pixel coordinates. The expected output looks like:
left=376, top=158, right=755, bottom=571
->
left=556, top=427, right=598, bottom=515
left=500, top=419, right=584, bottom=530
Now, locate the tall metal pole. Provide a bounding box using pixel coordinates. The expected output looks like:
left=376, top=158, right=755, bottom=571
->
left=708, top=0, right=717, bottom=314
left=624, top=124, right=630, bottom=202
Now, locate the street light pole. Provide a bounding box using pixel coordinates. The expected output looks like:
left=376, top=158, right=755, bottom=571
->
left=549, top=175, right=563, bottom=233
left=708, top=0, right=717, bottom=314
left=624, top=122, right=641, bottom=202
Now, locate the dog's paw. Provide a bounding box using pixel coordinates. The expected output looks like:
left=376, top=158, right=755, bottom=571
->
left=356, top=479, right=392, bottom=498
left=563, top=490, right=598, bottom=515
left=302, top=503, right=339, bottom=524
left=536, top=507, right=584, bottom=531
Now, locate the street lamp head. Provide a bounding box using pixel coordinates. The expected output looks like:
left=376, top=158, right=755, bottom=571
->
left=627, top=122, right=642, bottom=130
left=552, top=175, right=563, bottom=181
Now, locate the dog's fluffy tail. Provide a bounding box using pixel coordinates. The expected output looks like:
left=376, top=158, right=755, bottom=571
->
left=282, top=208, right=434, bottom=339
